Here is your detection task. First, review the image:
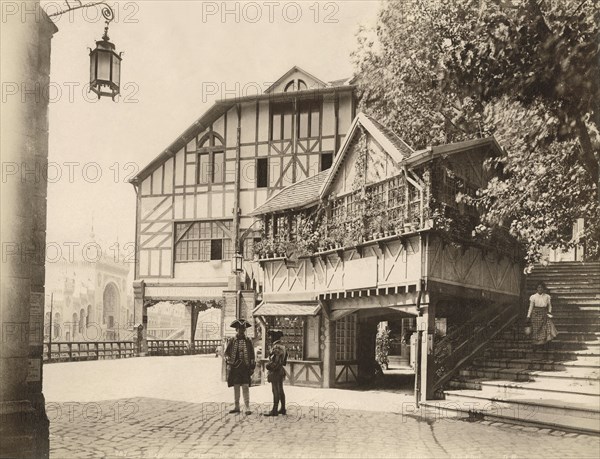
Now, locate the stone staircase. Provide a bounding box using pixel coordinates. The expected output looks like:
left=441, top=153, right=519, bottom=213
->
left=439, top=262, right=600, bottom=434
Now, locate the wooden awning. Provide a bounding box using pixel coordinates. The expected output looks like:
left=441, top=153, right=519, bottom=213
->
left=253, top=301, right=321, bottom=317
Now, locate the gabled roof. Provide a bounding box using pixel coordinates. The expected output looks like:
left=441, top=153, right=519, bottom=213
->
left=249, top=170, right=329, bottom=216
left=405, top=137, right=503, bottom=168
left=263, top=66, right=328, bottom=94
left=318, top=112, right=415, bottom=199
left=130, top=68, right=354, bottom=184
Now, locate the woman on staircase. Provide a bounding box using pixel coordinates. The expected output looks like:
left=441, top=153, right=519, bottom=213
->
left=527, top=282, right=558, bottom=350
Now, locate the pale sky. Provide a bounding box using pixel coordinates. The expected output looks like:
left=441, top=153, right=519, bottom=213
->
left=43, top=0, right=380, bottom=256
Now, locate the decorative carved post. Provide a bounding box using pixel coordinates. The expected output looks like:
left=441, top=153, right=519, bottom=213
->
left=133, top=280, right=147, bottom=356
left=418, top=299, right=437, bottom=402
left=187, top=302, right=200, bottom=354
left=321, top=304, right=336, bottom=388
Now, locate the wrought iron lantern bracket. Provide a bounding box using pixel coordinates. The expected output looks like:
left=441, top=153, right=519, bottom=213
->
left=48, top=2, right=123, bottom=101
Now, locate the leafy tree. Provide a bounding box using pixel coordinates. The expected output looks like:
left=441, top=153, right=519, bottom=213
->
left=352, top=0, right=599, bottom=264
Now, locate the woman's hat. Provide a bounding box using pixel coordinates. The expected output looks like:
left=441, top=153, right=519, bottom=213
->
left=230, top=319, right=252, bottom=329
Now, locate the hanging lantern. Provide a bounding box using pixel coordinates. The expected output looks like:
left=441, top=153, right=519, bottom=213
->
left=89, top=32, right=122, bottom=100
left=233, top=252, right=243, bottom=273
left=47, top=2, right=124, bottom=101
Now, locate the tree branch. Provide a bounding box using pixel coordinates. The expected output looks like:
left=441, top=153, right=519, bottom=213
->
left=574, top=116, right=600, bottom=186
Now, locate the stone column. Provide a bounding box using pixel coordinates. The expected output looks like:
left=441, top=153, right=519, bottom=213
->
left=0, top=4, right=57, bottom=458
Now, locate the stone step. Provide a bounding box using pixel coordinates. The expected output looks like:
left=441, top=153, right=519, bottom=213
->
left=547, top=311, right=600, bottom=319
left=552, top=300, right=600, bottom=307
left=472, top=356, right=600, bottom=371
left=545, top=292, right=600, bottom=299
left=550, top=323, right=600, bottom=332
left=485, top=342, right=600, bottom=354
left=441, top=390, right=600, bottom=434
left=448, top=377, right=600, bottom=397
left=483, top=348, right=600, bottom=361
left=481, top=378, right=600, bottom=397
left=551, top=318, right=600, bottom=326
left=527, top=273, right=600, bottom=279
left=498, top=329, right=600, bottom=343
left=420, top=399, right=600, bottom=435
left=448, top=377, right=600, bottom=399
left=458, top=365, right=600, bottom=384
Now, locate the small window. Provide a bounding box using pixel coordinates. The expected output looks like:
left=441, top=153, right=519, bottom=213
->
left=175, top=220, right=232, bottom=262
left=198, top=153, right=210, bottom=184
left=257, top=158, right=269, bottom=188
left=196, top=131, right=226, bottom=184
left=211, top=239, right=223, bottom=260
left=320, top=153, right=333, bottom=171
left=271, top=102, right=294, bottom=140
left=213, top=152, right=224, bottom=183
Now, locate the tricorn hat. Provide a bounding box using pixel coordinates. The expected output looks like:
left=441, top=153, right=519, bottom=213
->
left=230, top=319, right=252, bottom=329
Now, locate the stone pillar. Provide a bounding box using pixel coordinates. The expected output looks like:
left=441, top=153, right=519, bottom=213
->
left=0, top=4, right=57, bottom=458
left=132, top=281, right=147, bottom=355
left=321, top=311, right=336, bottom=388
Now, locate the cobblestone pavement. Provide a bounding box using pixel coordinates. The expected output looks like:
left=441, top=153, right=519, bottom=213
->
left=45, top=356, right=600, bottom=458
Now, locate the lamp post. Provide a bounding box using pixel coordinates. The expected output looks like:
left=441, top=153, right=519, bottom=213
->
left=48, top=1, right=123, bottom=100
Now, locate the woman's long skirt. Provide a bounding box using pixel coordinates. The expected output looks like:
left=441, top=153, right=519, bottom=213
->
left=531, top=307, right=558, bottom=345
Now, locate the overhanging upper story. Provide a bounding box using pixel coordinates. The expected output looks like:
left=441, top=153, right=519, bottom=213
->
left=251, top=113, right=522, bottom=306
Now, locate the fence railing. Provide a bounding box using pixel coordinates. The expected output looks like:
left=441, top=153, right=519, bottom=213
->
left=43, top=339, right=222, bottom=362
left=43, top=341, right=135, bottom=363
left=147, top=339, right=221, bottom=356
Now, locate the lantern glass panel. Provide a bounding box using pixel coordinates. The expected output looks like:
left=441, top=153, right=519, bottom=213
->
left=97, top=49, right=111, bottom=82
left=90, top=51, right=96, bottom=84
left=112, top=54, right=121, bottom=88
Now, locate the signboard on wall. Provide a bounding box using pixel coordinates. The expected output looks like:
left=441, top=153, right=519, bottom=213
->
left=344, top=257, right=377, bottom=290
left=305, top=315, right=320, bottom=359
left=29, top=292, right=44, bottom=345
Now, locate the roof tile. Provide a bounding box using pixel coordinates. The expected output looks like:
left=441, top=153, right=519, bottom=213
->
left=250, top=170, right=329, bottom=215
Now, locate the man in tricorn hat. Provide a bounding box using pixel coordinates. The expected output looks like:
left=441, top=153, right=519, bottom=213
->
left=224, top=319, right=255, bottom=415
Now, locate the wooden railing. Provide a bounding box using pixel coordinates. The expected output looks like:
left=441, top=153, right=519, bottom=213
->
left=43, top=341, right=135, bottom=363
left=147, top=339, right=221, bottom=356
left=432, top=302, right=519, bottom=395
left=43, top=339, right=222, bottom=362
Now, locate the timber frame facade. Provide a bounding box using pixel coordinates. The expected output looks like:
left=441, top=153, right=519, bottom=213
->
left=129, top=67, right=356, bottom=351
left=251, top=113, right=524, bottom=399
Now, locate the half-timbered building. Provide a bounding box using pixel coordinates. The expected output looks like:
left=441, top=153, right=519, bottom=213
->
left=129, top=67, right=356, bottom=351
left=250, top=113, right=523, bottom=399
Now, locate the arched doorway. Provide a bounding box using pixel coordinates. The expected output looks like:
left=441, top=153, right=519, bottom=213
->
left=103, top=282, right=120, bottom=340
